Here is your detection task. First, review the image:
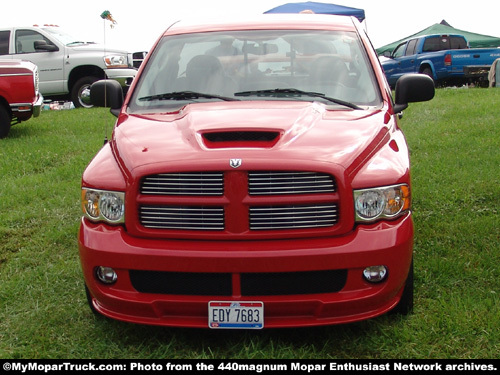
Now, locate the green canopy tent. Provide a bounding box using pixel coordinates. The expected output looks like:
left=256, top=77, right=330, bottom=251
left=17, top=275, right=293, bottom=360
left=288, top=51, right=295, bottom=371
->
left=376, top=20, right=500, bottom=55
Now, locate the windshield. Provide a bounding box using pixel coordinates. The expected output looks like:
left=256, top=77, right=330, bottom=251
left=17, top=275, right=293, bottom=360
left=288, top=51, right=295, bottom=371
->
left=42, top=27, right=90, bottom=45
left=129, top=29, right=382, bottom=112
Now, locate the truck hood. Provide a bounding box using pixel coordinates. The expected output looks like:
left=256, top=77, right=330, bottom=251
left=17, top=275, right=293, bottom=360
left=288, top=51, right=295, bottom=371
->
left=68, top=43, right=128, bottom=55
left=112, top=101, right=391, bottom=176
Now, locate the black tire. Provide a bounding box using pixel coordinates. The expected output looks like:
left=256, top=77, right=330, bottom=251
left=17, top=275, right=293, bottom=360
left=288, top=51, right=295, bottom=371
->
left=421, top=67, right=434, bottom=82
left=71, top=76, right=99, bottom=108
left=391, top=259, right=414, bottom=315
left=85, top=283, right=103, bottom=317
left=0, top=105, right=11, bottom=138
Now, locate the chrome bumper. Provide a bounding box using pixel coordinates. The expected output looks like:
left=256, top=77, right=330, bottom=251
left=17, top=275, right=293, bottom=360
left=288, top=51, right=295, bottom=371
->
left=10, top=93, right=43, bottom=118
left=33, top=94, right=43, bottom=117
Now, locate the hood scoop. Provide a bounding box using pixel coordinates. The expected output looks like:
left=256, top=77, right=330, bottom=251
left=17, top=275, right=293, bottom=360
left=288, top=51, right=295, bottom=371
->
left=202, top=130, right=281, bottom=148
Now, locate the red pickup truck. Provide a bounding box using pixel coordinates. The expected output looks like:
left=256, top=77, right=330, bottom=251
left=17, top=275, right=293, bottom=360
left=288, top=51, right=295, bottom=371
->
left=0, top=60, right=42, bottom=137
left=80, top=14, right=434, bottom=329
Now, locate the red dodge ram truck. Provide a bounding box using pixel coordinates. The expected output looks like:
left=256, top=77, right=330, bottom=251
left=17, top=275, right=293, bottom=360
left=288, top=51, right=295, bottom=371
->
left=79, top=14, right=434, bottom=329
left=0, top=59, right=42, bottom=138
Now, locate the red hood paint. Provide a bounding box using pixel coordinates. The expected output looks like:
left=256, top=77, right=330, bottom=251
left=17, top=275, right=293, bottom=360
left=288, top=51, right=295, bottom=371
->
left=112, top=101, right=391, bottom=177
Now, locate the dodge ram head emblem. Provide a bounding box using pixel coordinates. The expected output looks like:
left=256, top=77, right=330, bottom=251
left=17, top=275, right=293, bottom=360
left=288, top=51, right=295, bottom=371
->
left=230, top=159, right=242, bottom=168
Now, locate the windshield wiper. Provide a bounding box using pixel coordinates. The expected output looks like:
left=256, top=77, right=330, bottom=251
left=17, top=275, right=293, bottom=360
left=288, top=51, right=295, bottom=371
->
left=234, top=88, right=361, bottom=110
left=139, top=91, right=238, bottom=102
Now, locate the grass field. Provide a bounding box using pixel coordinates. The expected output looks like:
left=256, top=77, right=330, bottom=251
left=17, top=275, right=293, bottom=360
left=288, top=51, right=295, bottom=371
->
left=0, top=88, right=499, bottom=359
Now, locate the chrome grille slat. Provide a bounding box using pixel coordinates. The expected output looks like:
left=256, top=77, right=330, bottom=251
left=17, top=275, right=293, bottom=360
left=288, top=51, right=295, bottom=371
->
left=248, top=171, right=336, bottom=195
left=249, top=204, right=338, bottom=230
left=138, top=171, right=339, bottom=232
left=140, top=206, right=224, bottom=230
left=141, top=172, right=223, bottom=196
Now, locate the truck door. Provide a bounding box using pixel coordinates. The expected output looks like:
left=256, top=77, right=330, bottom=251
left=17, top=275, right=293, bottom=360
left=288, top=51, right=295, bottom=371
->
left=383, top=40, right=416, bottom=86
left=397, top=39, right=419, bottom=75
left=14, top=29, right=65, bottom=95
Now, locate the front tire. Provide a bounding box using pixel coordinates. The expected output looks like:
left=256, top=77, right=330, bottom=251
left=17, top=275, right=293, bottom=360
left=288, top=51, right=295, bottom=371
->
left=71, top=76, right=99, bottom=108
left=85, top=283, right=104, bottom=318
left=391, top=259, right=414, bottom=315
left=0, top=105, right=11, bottom=138
left=421, top=68, right=434, bottom=83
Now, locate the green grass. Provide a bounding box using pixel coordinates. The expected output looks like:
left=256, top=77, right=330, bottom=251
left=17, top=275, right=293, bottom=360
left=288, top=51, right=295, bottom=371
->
left=0, top=88, right=499, bottom=359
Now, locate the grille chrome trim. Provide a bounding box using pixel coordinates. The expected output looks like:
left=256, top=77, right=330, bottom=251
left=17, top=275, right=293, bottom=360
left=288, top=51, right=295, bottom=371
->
left=138, top=171, right=340, bottom=232
left=248, top=171, right=336, bottom=195
left=140, top=206, right=224, bottom=230
left=249, top=204, right=338, bottom=230
left=141, top=172, right=224, bottom=196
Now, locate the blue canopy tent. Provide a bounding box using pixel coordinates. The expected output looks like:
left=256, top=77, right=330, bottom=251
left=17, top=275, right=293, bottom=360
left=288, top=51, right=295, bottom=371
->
left=264, top=1, right=365, bottom=22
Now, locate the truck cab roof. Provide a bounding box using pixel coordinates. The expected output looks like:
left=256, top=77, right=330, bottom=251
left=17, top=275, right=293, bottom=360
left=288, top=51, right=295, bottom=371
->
left=162, top=14, right=361, bottom=36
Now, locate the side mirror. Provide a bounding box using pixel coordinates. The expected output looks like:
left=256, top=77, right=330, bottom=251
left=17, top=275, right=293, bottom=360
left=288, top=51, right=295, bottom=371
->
left=393, top=73, right=435, bottom=113
left=34, top=40, right=59, bottom=52
left=383, top=51, right=392, bottom=58
left=90, top=80, right=124, bottom=117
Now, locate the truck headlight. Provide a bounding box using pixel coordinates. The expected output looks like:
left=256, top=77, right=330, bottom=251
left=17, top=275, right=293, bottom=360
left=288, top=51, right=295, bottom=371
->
left=354, top=184, right=410, bottom=222
left=82, top=188, right=125, bottom=224
left=104, top=54, right=128, bottom=68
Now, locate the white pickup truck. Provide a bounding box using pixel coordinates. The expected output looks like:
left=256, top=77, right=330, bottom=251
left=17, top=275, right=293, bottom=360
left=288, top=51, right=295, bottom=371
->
left=0, top=25, right=139, bottom=107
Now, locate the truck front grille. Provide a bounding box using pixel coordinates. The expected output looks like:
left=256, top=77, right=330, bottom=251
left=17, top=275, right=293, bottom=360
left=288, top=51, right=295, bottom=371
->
left=138, top=171, right=339, bottom=233
left=140, top=205, right=224, bottom=230
left=249, top=171, right=336, bottom=195
left=141, top=172, right=224, bottom=196
left=129, top=269, right=348, bottom=296
left=249, top=204, right=338, bottom=230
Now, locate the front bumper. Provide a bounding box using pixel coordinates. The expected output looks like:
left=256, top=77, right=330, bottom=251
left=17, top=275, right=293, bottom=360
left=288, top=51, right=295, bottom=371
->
left=105, top=68, right=137, bottom=87
left=33, top=93, right=43, bottom=117
left=79, top=214, right=413, bottom=328
left=10, top=93, right=43, bottom=121
left=10, top=94, right=43, bottom=120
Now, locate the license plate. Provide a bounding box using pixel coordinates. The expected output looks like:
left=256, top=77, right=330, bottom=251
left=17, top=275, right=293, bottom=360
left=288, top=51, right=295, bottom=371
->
left=209, top=301, right=264, bottom=329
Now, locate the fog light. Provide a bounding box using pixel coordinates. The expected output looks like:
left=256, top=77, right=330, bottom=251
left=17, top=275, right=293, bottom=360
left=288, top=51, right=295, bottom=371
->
left=95, top=266, right=117, bottom=284
left=363, top=265, right=388, bottom=283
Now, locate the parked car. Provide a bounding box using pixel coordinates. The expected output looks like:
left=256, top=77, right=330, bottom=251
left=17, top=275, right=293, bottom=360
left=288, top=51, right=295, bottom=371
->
left=0, top=25, right=139, bottom=107
left=381, top=34, right=500, bottom=87
left=0, top=59, right=42, bottom=138
left=80, top=14, right=434, bottom=329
